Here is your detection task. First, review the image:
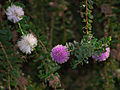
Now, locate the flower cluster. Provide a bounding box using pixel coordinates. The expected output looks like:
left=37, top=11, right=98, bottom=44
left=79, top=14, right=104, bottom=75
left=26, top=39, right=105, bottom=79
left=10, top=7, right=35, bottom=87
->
left=92, top=47, right=110, bottom=61
left=6, top=4, right=24, bottom=23
left=5, top=3, right=111, bottom=64
left=17, top=34, right=37, bottom=54
left=51, top=45, right=70, bottom=64
left=6, top=4, right=38, bottom=54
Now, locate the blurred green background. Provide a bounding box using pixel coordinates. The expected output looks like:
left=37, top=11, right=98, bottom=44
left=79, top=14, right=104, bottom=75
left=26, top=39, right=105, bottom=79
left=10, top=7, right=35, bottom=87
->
left=0, top=0, right=120, bottom=90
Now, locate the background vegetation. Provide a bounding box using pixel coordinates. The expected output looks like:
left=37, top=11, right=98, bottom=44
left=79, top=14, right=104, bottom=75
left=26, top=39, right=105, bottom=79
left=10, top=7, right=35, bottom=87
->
left=0, top=0, right=120, bottom=90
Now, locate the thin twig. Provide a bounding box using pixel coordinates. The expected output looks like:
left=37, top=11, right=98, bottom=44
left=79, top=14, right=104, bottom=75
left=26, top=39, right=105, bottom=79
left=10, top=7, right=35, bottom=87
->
left=86, top=0, right=88, bottom=34
left=63, top=12, right=66, bottom=43
left=110, top=28, right=112, bottom=36
left=54, top=86, right=56, bottom=90
left=0, top=41, right=13, bottom=70
left=0, top=41, right=22, bottom=89
left=0, top=4, right=2, bottom=22
left=28, top=29, right=48, bottom=54
left=8, top=70, right=11, bottom=90
left=104, top=62, right=110, bottom=89
left=40, top=0, right=45, bottom=34
left=0, top=42, right=24, bottom=89
left=28, top=30, right=49, bottom=71
left=38, top=40, right=48, bottom=54
left=50, top=13, right=54, bottom=47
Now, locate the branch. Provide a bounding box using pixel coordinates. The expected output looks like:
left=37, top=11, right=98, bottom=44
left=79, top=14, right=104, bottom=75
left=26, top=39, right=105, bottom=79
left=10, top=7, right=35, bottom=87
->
left=0, top=41, right=13, bottom=70
left=28, top=29, right=48, bottom=54
left=40, top=0, right=45, bottom=34
left=63, top=12, right=66, bottom=43
left=50, top=13, right=55, bottom=47
left=8, top=70, right=11, bottom=90
left=38, top=39, right=48, bottom=54
left=104, top=62, right=111, bottom=89
left=86, top=0, right=88, bottom=34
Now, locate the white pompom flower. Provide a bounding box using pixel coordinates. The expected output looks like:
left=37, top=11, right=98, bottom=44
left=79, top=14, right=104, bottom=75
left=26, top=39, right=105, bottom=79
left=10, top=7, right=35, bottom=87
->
left=6, top=4, right=24, bottom=23
left=17, top=34, right=37, bottom=54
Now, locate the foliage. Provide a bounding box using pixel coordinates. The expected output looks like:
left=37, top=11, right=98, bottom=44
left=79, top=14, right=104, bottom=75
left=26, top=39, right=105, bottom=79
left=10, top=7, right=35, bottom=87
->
left=0, top=0, right=120, bottom=90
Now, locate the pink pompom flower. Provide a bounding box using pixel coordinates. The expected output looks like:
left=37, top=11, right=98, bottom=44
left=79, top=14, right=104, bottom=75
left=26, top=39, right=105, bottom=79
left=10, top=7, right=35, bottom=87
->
left=6, top=4, right=24, bottom=23
left=51, top=45, right=70, bottom=64
left=92, top=47, right=110, bottom=61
